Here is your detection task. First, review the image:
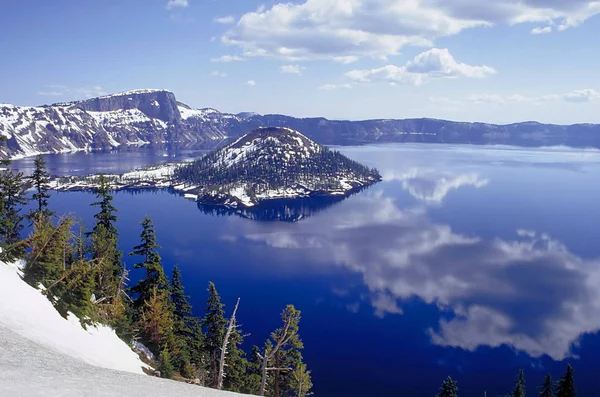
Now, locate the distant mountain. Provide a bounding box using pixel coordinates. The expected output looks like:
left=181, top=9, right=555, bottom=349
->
left=2, top=89, right=600, bottom=159
left=174, top=127, right=381, bottom=207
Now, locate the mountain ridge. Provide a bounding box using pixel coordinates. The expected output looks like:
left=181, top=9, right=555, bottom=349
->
left=2, top=89, right=600, bottom=159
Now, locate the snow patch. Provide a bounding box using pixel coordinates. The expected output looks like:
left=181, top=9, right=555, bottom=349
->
left=0, top=259, right=147, bottom=375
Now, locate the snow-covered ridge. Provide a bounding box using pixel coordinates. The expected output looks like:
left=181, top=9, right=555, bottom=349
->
left=96, top=89, right=172, bottom=99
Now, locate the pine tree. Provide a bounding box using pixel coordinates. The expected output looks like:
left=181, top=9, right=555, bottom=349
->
left=28, top=154, right=54, bottom=223
left=245, top=345, right=263, bottom=395
left=539, top=374, right=555, bottom=397
left=170, top=265, right=198, bottom=375
left=91, top=174, right=118, bottom=236
left=259, top=305, right=303, bottom=397
left=437, top=377, right=459, bottom=397
left=23, top=216, right=74, bottom=289
left=129, top=216, right=168, bottom=313
left=158, top=346, right=175, bottom=379
left=222, top=328, right=250, bottom=393
left=289, top=362, right=313, bottom=397
left=0, top=169, right=29, bottom=260
left=513, top=370, right=526, bottom=397
left=556, top=365, right=575, bottom=397
left=89, top=174, right=122, bottom=314
left=201, top=281, right=227, bottom=388
left=140, top=286, right=175, bottom=352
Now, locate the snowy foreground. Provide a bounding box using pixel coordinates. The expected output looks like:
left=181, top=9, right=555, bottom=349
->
left=0, top=259, right=251, bottom=397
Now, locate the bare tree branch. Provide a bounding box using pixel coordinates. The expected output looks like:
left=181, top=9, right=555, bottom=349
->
left=217, top=297, right=240, bottom=390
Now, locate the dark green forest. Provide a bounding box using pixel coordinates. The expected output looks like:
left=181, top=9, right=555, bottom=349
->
left=174, top=128, right=380, bottom=192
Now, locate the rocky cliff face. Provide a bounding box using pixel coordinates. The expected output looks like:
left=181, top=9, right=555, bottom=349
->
left=2, top=89, right=600, bottom=160
left=76, top=89, right=181, bottom=123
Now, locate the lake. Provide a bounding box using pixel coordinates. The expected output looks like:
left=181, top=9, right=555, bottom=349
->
left=11, top=144, right=600, bottom=397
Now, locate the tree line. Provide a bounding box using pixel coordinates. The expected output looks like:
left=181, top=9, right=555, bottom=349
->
left=0, top=140, right=313, bottom=396
left=436, top=365, right=575, bottom=397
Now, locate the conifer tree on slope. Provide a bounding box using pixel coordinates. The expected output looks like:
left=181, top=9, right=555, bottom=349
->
left=141, top=286, right=175, bottom=354
left=244, top=345, right=263, bottom=395
left=0, top=168, right=28, bottom=260
left=556, top=365, right=575, bottom=397
left=258, top=305, right=303, bottom=396
left=539, top=374, right=555, bottom=397
left=28, top=154, right=54, bottom=223
left=512, top=370, right=526, bottom=397
left=170, top=265, right=198, bottom=377
left=130, top=216, right=168, bottom=312
left=89, top=174, right=122, bottom=306
left=290, top=362, right=313, bottom=397
left=437, top=377, right=459, bottom=397
left=222, top=327, right=250, bottom=393
left=201, top=281, right=227, bottom=388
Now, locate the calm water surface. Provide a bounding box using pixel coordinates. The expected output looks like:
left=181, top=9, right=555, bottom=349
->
left=12, top=144, right=600, bottom=397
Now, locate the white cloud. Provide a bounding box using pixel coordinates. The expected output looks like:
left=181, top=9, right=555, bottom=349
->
left=166, top=0, right=188, bottom=10
left=37, top=85, right=106, bottom=99
left=221, top=0, right=600, bottom=61
left=214, top=15, right=235, bottom=24
left=346, top=48, right=496, bottom=86
left=245, top=80, right=257, bottom=87
left=467, top=89, right=600, bottom=105
left=563, top=89, right=600, bottom=103
left=210, top=71, right=227, bottom=78
left=531, top=26, right=552, bottom=34
left=318, top=83, right=353, bottom=91
left=280, top=65, right=306, bottom=75
left=210, top=55, right=244, bottom=62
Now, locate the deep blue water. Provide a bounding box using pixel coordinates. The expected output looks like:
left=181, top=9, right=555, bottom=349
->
left=11, top=144, right=600, bottom=397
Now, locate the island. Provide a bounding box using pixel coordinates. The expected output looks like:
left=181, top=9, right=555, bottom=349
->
left=50, top=127, right=382, bottom=208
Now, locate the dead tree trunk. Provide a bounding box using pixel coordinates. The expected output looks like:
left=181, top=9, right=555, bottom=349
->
left=217, top=297, right=240, bottom=390
left=258, top=319, right=295, bottom=396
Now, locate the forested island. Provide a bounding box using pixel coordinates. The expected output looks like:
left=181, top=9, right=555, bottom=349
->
left=50, top=127, right=382, bottom=208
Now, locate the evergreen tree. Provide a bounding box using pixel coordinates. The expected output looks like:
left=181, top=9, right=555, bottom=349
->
left=556, top=365, right=575, bottom=397
left=513, top=370, right=526, bottom=397
left=129, top=216, right=168, bottom=313
left=28, top=154, right=54, bottom=223
left=539, top=374, right=555, bottom=397
left=89, top=174, right=122, bottom=315
left=140, top=286, right=175, bottom=352
left=245, top=345, right=263, bottom=395
left=170, top=265, right=198, bottom=375
left=0, top=169, right=28, bottom=260
left=201, top=281, right=227, bottom=388
left=158, top=346, right=175, bottom=379
left=91, top=174, right=118, bottom=236
left=23, top=216, right=74, bottom=289
left=222, top=328, right=249, bottom=393
left=289, top=362, right=313, bottom=397
left=437, top=377, right=459, bottom=397
left=259, top=305, right=303, bottom=397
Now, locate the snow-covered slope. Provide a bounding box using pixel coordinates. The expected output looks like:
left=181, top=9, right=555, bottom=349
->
left=0, top=90, right=228, bottom=159
left=0, top=259, right=146, bottom=375
left=0, top=257, right=253, bottom=396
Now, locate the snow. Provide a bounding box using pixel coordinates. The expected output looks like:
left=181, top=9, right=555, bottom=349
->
left=0, top=259, right=147, bottom=375
left=96, top=89, right=171, bottom=99
left=0, top=254, right=255, bottom=397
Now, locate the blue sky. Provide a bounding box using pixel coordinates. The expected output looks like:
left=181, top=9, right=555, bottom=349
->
left=1, top=0, right=599, bottom=124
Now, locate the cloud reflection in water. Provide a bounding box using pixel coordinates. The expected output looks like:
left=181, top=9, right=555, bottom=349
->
left=235, top=187, right=600, bottom=360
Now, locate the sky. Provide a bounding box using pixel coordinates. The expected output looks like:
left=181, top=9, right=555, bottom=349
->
left=1, top=0, right=599, bottom=124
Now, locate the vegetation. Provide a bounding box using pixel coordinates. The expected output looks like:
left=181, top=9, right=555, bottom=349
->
left=173, top=127, right=380, bottom=195
left=5, top=154, right=313, bottom=395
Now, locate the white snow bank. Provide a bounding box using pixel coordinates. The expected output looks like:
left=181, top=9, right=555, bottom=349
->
left=0, top=260, right=147, bottom=375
